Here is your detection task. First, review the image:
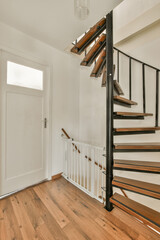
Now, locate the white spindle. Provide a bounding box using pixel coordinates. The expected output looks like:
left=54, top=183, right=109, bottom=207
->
left=76, top=145, right=79, bottom=183
left=91, top=147, right=95, bottom=197
left=73, top=145, right=76, bottom=182
left=83, top=146, right=86, bottom=189
left=97, top=149, right=100, bottom=198
left=87, top=146, right=89, bottom=191
left=68, top=140, right=71, bottom=179
left=80, top=144, right=82, bottom=186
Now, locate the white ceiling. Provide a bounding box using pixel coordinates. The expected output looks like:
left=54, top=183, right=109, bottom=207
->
left=0, top=0, right=123, bottom=51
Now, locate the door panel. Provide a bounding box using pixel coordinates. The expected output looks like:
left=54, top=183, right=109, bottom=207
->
left=0, top=51, right=50, bottom=196
left=6, top=92, right=43, bottom=179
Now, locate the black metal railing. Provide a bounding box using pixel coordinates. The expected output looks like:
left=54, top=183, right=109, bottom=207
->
left=114, top=47, right=160, bottom=126
left=105, top=21, right=160, bottom=211
left=105, top=11, right=113, bottom=211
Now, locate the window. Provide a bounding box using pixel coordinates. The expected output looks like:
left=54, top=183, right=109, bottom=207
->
left=7, top=61, right=43, bottom=90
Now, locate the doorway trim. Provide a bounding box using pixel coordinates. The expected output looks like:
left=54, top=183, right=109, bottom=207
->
left=0, top=47, right=52, bottom=195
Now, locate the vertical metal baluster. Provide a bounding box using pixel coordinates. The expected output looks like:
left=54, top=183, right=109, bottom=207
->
left=155, top=70, right=159, bottom=127
left=142, top=63, right=146, bottom=113
left=117, top=50, right=119, bottom=83
left=129, top=57, right=132, bottom=100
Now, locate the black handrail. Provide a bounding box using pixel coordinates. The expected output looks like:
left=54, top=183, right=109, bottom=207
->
left=114, top=47, right=160, bottom=126
left=114, top=47, right=160, bottom=72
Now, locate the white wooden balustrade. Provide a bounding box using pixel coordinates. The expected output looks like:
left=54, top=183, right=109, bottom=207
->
left=62, top=138, right=105, bottom=203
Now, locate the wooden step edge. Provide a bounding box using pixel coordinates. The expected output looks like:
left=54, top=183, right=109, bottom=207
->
left=110, top=193, right=160, bottom=233
left=71, top=18, right=106, bottom=54
left=102, top=155, right=160, bottom=172
left=80, top=34, right=106, bottom=66
left=112, top=177, right=160, bottom=199
left=114, top=160, right=160, bottom=173
left=80, top=61, right=88, bottom=66
left=114, top=96, right=137, bottom=105
left=114, top=143, right=160, bottom=151
left=114, top=112, right=153, bottom=117
left=114, top=127, right=160, bottom=132
left=90, top=51, right=106, bottom=77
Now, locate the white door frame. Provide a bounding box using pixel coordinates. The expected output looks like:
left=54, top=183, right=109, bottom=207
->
left=0, top=48, right=52, bottom=195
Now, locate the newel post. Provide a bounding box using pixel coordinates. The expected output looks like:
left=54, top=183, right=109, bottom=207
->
left=105, top=11, right=114, bottom=211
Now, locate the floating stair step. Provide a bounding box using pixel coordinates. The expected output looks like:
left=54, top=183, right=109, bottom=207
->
left=71, top=18, right=106, bottom=55
left=110, top=193, right=160, bottom=233
left=114, top=142, right=160, bottom=152
left=81, top=34, right=106, bottom=66
left=114, top=112, right=153, bottom=120
left=102, top=160, right=160, bottom=173
left=114, top=160, right=160, bottom=173
left=113, top=80, right=124, bottom=95
left=114, top=127, right=160, bottom=135
left=112, top=176, right=160, bottom=199
left=114, top=96, right=137, bottom=107
left=90, top=50, right=106, bottom=77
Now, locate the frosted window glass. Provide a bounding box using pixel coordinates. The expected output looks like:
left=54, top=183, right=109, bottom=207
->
left=7, top=61, right=43, bottom=90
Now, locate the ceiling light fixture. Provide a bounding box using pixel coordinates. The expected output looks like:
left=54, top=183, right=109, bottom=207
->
left=74, top=0, right=90, bottom=20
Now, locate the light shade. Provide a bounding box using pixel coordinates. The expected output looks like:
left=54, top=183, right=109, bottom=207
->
left=74, top=0, right=90, bottom=20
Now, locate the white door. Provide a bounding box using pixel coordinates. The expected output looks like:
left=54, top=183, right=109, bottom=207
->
left=0, top=51, right=50, bottom=196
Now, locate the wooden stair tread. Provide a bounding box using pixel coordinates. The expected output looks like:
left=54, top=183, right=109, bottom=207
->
left=90, top=50, right=106, bottom=77
left=112, top=176, right=160, bottom=199
left=114, top=142, right=160, bottom=150
left=81, top=34, right=106, bottom=66
left=110, top=193, right=160, bottom=232
left=114, top=160, right=160, bottom=173
left=114, top=112, right=153, bottom=117
left=114, top=96, right=137, bottom=105
left=114, top=127, right=160, bottom=132
left=71, top=18, right=106, bottom=54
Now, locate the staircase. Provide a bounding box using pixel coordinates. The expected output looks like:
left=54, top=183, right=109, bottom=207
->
left=70, top=11, right=160, bottom=234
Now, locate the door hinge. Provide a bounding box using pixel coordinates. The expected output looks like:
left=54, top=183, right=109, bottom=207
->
left=44, top=118, right=47, bottom=128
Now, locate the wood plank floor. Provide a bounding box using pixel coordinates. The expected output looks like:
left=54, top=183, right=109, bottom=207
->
left=0, top=177, right=159, bottom=240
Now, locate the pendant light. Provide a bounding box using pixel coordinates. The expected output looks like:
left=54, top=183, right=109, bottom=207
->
left=74, top=0, right=90, bottom=20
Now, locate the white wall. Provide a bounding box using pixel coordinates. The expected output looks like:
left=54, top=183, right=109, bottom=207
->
left=114, top=0, right=160, bottom=45
left=79, top=67, right=106, bottom=146
left=0, top=22, right=80, bottom=176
